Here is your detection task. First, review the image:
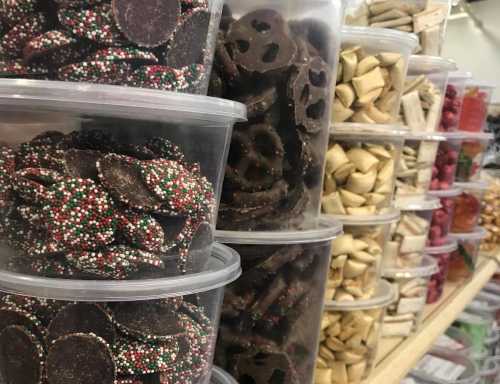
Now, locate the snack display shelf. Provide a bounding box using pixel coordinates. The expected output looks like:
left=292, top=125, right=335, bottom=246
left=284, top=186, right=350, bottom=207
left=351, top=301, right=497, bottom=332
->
left=364, top=254, right=500, bottom=384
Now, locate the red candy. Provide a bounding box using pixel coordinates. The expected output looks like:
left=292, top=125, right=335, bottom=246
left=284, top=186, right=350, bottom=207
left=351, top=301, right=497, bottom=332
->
left=427, top=249, right=452, bottom=304
left=428, top=196, right=456, bottom=246
left=460, top=87, right=490, bottom=132
left=451, top=191, right=482, bottom=233
left=439, top=85, right=461, bottom=132
left=431, top=141, right=460, bottom=191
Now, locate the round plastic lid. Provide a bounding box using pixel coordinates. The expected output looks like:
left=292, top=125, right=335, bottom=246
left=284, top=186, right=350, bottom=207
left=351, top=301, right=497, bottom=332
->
left=324, top=279, right=395, bottom=311
left=0, top=243, right=241, bottom=302
left=0, top=79, right=247, bottom=125
left=394, top=196, right=441, bottom=211
left=401, top=131, right=446, bottom=141
left=216, top=216, right=342, bottom=245
left=211, top=367, right=238, bottom=384
left=441, top=131, right=469, bottom=141
left=429, top=187, right=463, bottom=198
left=408, top=55, right=457, bottom=74
left=331, top=123, right=408, bottom=140
left=448, top=71, right=473, bottom=81
left=326, top=208, right=400, bottom=226
left=449, top=227, right=488, bottom=241
left=460, top=131, right=495, bottom=141
left=457, top=310, right=492, bottom=326
left=466, top=79, right=497, bottom=89
left=341, top=26, right=419, bottom=51
left=383, top=255, right=439, bottom=279
left=454, top=181, right=490, bottom=192
left=425, top=240, right=458, bottom=255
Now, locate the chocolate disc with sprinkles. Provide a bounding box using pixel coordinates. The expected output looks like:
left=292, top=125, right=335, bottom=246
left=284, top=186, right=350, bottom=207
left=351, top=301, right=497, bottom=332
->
left=63, top=149, right=102, bottom=180
left=128, top=64, right=204, bottom=91
left=23, top=30, right=77, bottom=64
left=27, top=256, right=80, bottom=278
left=0, top=325, right=45, bottom=384
left=12, top=168, right=62, bottom=204
left=0, top=59, right=48, bottom=77
left=181, top=0, right=209, bottom=12
left=0, top=306, right=46, bottom=341
left=118, top=211, right=165, bottom=252
left=48, top=303, right=116, bottom=345
left=57, top=61, right=133, bottom=85
left=165, top=10, right=210, bottom=69
left=112, top=0, right=180, bottom=48
left=0, top=147, right=15, bottom=208
left=0, top=0, right=37, bottom=28
left=1, top=13, right=47, bottom=58
left=46, top=333, right=116, bottom=384
left=146, top=137, right=185, bottom=164
left=53, top=0, right=105, bottom=7
left=1, top=295, right=64, bottom=328
left=89, top=47, right=159, bottom=65
left=15, top=143, right=65, bottom=171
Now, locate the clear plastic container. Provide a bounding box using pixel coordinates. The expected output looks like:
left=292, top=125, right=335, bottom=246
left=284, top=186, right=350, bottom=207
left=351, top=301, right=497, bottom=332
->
left=383, top=255, right=439, bottom=337
left=211, top=367, right=238, bottom=384
left=455, top=311, right=494, bottom=358
left=214, top=217, right=342, bottom=384
left=433, top=326, right=474, bottom=357
left=384, top=197, right=441, bottom=268
left=430, top=132, right=463, bottom=191
left=485, top=330, right=500, bottom=357
left=316, top=280, right=395, bottom=384
left=0, top=242, right=240, bottom=384
left=467, top=291, right=500, bottom=327
left=0, top=0, right=224, bottom=95
left=428, top=187, right=462, bottom=247
left=439, top=72, right=472, bottom=133
left=396, top=132, right=446, bottom=201
left=0, top=80, right=246, bottom=278
left=480, top=357, right=500, bottom=384
left=480, top=177, right=500, bottom=254
left=459, top=81, right=497, bottom=133
left=452, top=182, right=489, bottom=234
left=448, top=227, right=488, bottom=281
left=323, top=125, right=405, bottom=216
left=325, top=209, right=400, bottom=302
left=456, top=133, right=494, bottom=183
left=400, top=56, right=456, bottom=132
left=425, top=240, right=457, bottom=304
left=212, top=0, right=344, bottom=232
left=332, top=27, right=418, bottom=125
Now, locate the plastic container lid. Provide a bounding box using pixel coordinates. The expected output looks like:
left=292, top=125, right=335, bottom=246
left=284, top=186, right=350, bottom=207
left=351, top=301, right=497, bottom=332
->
left=448, top=71, right=473, bottom=81
left=401, top=131, right=447, bottom=141
left=466, top=79, right=497, bottom=89
left=215, top=216, right=342, bottom=245
left=480, top=358, right=500, bottom=379
left=485, top=329, right=500, bottom=346
left=483, top=282, right=500, bottom=295
left=394, top=196, right=441, bottom=211
left=0, top=79, right=247, bottom=125
left=425, top=240, right=459, bottom=255
left=429, top=187, right=463, bottom=198
left=441, top=131, right=468, bottom=141
left=457, top=310, right=491, bottom=326
left=408, top=56, right=457, bottom=74
left=324, top=279, right=395, bottom=310
left=454, top=181, right=490, bottom=191
left=383, top=255, right=439, bottom=279
left=331, top=123, right=408, bottom=139
left=342, top=26, right=419, bottom=51
left=433, top=326, right=473, bottom=355
left=449, top=227, right=488, bottom=241
left=326, top=208, right=400, bottom=226
left=460, top=132, right=495, bottom=141
left=211, top=367, right=238, bottom=384
left=0, top=243, right=241, bottom=301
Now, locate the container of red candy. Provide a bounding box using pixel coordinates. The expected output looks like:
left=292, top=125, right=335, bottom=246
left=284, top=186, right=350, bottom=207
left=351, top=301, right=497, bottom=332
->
left=428, top=187, right=462, bottom=247
left=451, top=182, right=488, bottom=234
left=439, top=71, right=472, bottom=133
left=459, top=80, right=496, bottom=133
left=430, top=132, right=463, bottom=191
left=456, top=132, right=493, bottom=183
left=426, top=240, right=457, bottom=304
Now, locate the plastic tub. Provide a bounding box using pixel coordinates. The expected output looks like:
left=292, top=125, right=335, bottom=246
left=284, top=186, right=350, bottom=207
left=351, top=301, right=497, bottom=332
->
left=456, top=133, right=494, bottom=183
left=485, top=330, right=500, bottom=357
left=455, top=311, right=494, bottom=357
left=439, top=72, right=472, bottom=133
left=214, top=217, right=342, bottom=384
left=433, top=326, right=474, bottom=357
left=332, top=27, right=418, bottom=125
left=0, top=242, right=240, bottom=384
left=425, top=240, right=457, bottom=304
left=480, top=179, right=500, bottom=254
left=451, top=182, right=489, bottom=233
left=0, top=0, right=224, bottom=95
left=325, top=209, right=400, bottom=301
left=480, top=357, right=500, bottom=384
left=400, top=56, right=456, bottom=132
left=0, top=79, right=246, bottom=278
left=410, top=348, right=479, bottom=384
left=384, top=198, right=441, bottom=268
left=316, top=280, right=395, bottom=384
left=396, top=132, right=446, bottom=201
left=382, top=255, right=439, bottom=337
left=323, top=125, right=405, bottom=216
left=212, top=0, right=344, bottom=232
left=211, top=367, right=238, bottom=384
left=430, top=132, right=463, bottom=191
left=448, top=228, right=488, bottom=281
left=428, top=188, right=462, bottom=246
left=467, top=291, right=500, bottom=327
left=459, top=81, right=497, bottom=133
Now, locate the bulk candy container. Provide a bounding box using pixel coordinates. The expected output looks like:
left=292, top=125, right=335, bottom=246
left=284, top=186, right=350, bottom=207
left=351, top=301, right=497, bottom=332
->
left=211, top=367, right=238, bottom=384
left=459, top=80, right=496, bottom=133
left=0, top=0, right=225, bottom=94
left=451, top=182, right=488, bottom=234
left=0, top=80, right=246, bottom=278
left=480, top=357, right=500, bottom=384
left=467, top=291, right=500, bottom=326
left=215, top=218, right=342, bottom=384
left=0, top=242, right=241, bottom=384
left=212, top=0, right=344, bottom=231
left=428, top=188, right=462, bottom=247
left=455, top=132, right=493, bottom=183
left=430, top=132, right=463, bottom=191
left=439, top=72, right=472, bottom=133
left=323, top=125, right=404, bottom=216
left=425, top=240, right=457, bottom=304
left=455, top=311, right=493, bottom=358
left=480, top=176, right=500, bottom=253
left=316, top=280, right=395, bottom=384
left=433, top=326, right=473, bottom=356
left=448, top=228, right=488, bottom=281
left=333, top=27, right=418, bottom=125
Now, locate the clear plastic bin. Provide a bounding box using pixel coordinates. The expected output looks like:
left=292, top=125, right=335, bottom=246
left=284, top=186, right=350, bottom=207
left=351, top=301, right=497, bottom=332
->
left=479, top=177, right=500, bottom=254
left=212, top=0, right=344, bottom=231
left=0, top=80, right=246, bottom=278
left=425, top=240, right=457, bottom=304
left=448, top=227, right=488, bottom=281
left=455, top=311, right=494, bottom=358
left=215, top=217, right=342, bottom=384
left=325, top=209, right=400, bottom=302
left=433, top=326, right=474, bottom=357
left=452, top=182, right=489, bottom=234
left=323, top=125, right=405, bottom=216
left=467, top=291, right=500, bottom=329
left=485, top=330, right=500, bottom=357
left=0, top=242, right=240, bottom=384
left=456, top=133, right=494, bottom=183
left=382, top=255, right=439, bottom=337
left=428, top=187, right=462, bottom=247
left=430, top=132, right=463, bottom=191
left=459, top=81, right=497, bottom=133
left=400, top=56, right=456, bottom=132
left=396, top=132, right=445, bottom=201
left=480, top=357, right=500, bottom=384
left=0, top=0, right=224, bottom=94
left=439, top=72, right=472, bottom=133
left=332, top=27, right=418, bottom=125
left=316, top=280, right=395, bottom=384
left=384, top=197, right=441, bottom=268
left=211, top=367, right=238, bottom=384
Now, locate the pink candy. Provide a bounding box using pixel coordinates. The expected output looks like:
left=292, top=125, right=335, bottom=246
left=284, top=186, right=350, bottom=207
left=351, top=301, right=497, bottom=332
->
left=427, top=251, right=451, bottom=303
left=431, top=142, right=459, bottom=191
left=439, top=85, right=461, bottom=132
left=428, top=196, right=456, bottom=247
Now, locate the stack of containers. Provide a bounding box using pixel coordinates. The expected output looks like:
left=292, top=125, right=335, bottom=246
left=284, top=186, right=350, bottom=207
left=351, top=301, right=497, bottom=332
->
left=0, top=3, right=256, bottom=383
left=208, top=2, right=346, bottom=384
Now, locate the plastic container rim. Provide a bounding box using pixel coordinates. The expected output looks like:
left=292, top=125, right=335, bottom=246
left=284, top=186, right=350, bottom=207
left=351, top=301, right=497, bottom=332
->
left=394, top=196, right=441, bottom=211
left=382, top=255, right=439, bottom=278
left=448, top=71, right=473, bottom=81
left=341, top=26, right=419, bottom=51
left=401, top=131, right=447, bottom=141
left=331, top=123, right=408, bottom=140
left=454, top=181, right=490, bottom=191
left=0, top=243, right=241, bottom=302
left=449, top=227, right=488, bottom=241
left=408, top=55, right=457, bottom=74
left=325, top=208, right=400, bottom=226
left=457, top=310, right=492, bottom=326
left=466, top=79, right=497, bottom=89
left=425, top=240, right=458, bottom=254
left=211, top=367, right=237, bottom=384
left=459, top=132, right=495, bottom=141
left=324, top=279, right=395, bottom=310
left=428, top=187, right=463, bottom=198
left=480, top=358, right=500, bottom=377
